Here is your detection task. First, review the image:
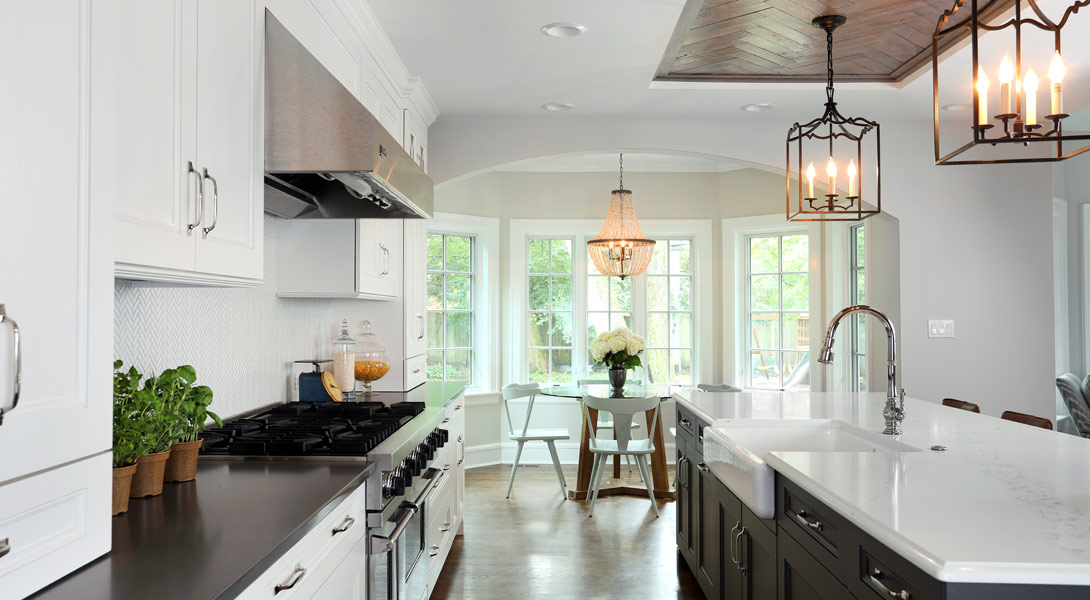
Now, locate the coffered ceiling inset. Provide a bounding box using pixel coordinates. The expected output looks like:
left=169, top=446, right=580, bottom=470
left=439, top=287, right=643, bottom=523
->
left=656, top=0, right=975, bottom=83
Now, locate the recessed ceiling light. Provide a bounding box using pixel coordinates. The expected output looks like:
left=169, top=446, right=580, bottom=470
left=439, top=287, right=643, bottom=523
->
left=941, top=103, right=972, bottom=112
left=541, top=102, right=575, bottom=112
left=741, top=103, right=775, bottom=112
left=541, top=22, right=586, bottom=38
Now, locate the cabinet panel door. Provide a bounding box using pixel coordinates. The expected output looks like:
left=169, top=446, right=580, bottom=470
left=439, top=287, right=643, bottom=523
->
left=95, top=0, right=198, bottom=273
left=697, top=466, right=726, bottom=599
left=742, top=509, right=777, bottom=600
left=778, top=530, right=848, bottom=600
left=193, top=0, right=262, bottom=280
left=404, top=220, right=427, bottom=358
left=0, top=0, right=111, bottom=483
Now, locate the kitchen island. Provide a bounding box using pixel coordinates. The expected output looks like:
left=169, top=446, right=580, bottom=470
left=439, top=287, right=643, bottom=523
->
left=673, top=388, right=1090, bottom=598
left=32, top=460, right=375, bottom=600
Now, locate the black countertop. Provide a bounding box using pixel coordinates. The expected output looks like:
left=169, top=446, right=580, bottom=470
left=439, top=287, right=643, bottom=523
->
left=32, top=460, right=375, bottom=600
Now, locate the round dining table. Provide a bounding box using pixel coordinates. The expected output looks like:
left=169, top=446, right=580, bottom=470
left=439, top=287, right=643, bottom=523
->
left=538, top=383, right=683, bottom=502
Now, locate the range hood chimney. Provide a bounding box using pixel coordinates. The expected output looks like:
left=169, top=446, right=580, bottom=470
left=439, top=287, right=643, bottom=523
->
left=263, top=11, right=433, bottom=219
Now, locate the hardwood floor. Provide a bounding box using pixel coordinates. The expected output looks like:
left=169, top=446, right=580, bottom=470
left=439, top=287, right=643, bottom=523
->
left=432, top=463, right=704, bottom=599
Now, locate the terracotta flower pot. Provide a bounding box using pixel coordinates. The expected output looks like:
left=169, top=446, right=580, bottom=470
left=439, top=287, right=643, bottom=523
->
left=112, top=464, right=137, bottom=516
left=164, top=439, right=204, bottom=483
left=130, top=450, right=171, bottom=498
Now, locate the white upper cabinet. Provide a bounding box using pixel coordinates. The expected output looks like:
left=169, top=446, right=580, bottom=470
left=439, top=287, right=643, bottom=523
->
left=277, top=219, right=402, bottom=301
left=404, top=219, right=428, bottom=359
left=95, top=0, right=263, bottom=286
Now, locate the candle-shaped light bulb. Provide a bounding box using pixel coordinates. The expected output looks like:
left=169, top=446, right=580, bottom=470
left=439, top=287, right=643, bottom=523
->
left=846, top=159, right=857, bottom=197
left=1049, top=51, right=1064, bottom=116
left=805, top=162, right=816, bottom=198
left=1024, top=68, right=1039, bottom=126
left=998, top=52, right=1014, bottom=115
left=977, top=67, right=989, bottom=126
left=826, top=157, right=837, bottom=197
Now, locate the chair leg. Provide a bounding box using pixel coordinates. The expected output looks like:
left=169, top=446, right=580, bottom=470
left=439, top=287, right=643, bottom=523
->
left=637, top=455, right=659, bottom=517
left=505, top=441, right=525, bottom=499
left=625, top=454, right=634, bottom=475
left=588, top=454, right=606, bottom=517
left=587, top=452, right=601, bottom=503
left=545, top=440, right=567, bottom=499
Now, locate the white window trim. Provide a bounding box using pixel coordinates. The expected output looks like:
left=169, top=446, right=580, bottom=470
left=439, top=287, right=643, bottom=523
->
left=722, top=215, right=825, bottom=391
left=507, top=219, right=713, bottom=387
left=429, top=211, right=500, bottom=394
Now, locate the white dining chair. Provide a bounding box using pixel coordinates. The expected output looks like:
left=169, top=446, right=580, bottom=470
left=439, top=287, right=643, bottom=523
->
left=582, top=394, right=661, bottom=518
left=502, top=383, right=571, bottom=499
left=578, top=378, right=642, bottom=478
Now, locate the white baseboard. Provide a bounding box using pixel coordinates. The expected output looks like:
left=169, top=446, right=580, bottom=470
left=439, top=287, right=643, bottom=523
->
left=465, top=441, right=675, bottom=469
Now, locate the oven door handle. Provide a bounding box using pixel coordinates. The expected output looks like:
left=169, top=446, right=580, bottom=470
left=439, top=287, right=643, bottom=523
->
left=369, top=504, right=417, bottom=555
left=406, top=468, right=445, bottom=509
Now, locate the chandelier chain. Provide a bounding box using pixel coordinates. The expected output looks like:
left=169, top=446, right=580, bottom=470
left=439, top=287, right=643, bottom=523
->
left=619, top=153, right=624, bottom=189
left=825, top=25, right=835, bottom=103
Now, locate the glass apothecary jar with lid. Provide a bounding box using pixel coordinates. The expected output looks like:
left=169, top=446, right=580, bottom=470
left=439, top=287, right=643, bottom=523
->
left=332, top=319, right=356, bottom=399
left=354, top=320, right=390, bottom=396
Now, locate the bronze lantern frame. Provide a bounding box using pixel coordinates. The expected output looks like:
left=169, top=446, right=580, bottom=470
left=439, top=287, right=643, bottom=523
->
left=787, top=16, right=881, bottom=223
left=933, top=0, right=1090, bottom=165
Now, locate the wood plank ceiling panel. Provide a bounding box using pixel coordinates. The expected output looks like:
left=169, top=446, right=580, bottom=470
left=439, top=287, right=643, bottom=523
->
left=655, top=0, right=966, bottom=83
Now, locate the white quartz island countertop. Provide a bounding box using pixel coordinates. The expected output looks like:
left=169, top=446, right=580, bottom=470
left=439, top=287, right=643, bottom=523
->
left=673, top=388, right=1090, bottom=586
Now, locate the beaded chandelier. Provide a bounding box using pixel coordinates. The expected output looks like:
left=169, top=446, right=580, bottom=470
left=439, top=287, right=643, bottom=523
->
left=587, top=154, right=656, bottom=279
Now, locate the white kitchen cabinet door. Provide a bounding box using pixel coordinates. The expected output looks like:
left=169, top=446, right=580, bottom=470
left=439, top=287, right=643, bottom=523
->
left=0, top=0, right=111, bottom=484
left=94, top=0, right=199, bottom=275
left=193, top=0, right=263, bottom=281
left=356, top=220, right=401, bottom=299
left=404, top=220, right=427, bottom=358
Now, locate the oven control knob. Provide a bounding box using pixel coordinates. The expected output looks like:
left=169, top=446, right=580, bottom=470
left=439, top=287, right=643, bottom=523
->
left=398, top=461, right=413, bottom=487
left=407, top=452, right=423, bottom=476
left=390, top=467, right=406, bottom=496
left=420, top=442, right=435, bottom=461
left=434, top=428, right=448, bottom=444
left=427, top=433, right=440, bottom=451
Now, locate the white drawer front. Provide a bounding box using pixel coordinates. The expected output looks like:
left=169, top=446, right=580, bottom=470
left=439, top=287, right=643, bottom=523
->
left=237, top=484, right=365, bottom=600
left=404, top=354, right=426, bottom=390
left=0, top=453, right=110, bottom=599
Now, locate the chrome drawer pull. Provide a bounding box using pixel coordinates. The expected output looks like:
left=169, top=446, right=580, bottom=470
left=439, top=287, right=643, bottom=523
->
left=186, top=161, right=203, bottom=234
left=439, top=522, right=450, bottom=532
left=795, top=509, right=823, bottom=531
left=274, top=565, right=306, bottom=594
left=331, top=515, right=355, bottom=536
left=201, top=167, right=219, bottom=238
left=697, top=462, right=710, bottom=473
left=728, top=523, right=740, bottom=566
left=869, top=568, right=911, bottom=599
left=679, top=418, right=691, bottom=428
left=429, top=545, right=440, bottom=557
left=0, top=537, right=10, bottom=559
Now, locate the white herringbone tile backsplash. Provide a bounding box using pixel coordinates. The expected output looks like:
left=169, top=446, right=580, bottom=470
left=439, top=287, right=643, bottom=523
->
left=114, top=216, right=338, bottom=419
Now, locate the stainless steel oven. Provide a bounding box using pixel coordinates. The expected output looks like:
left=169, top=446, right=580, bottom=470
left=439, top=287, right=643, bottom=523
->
left=369, top=467, right=445, bottom=600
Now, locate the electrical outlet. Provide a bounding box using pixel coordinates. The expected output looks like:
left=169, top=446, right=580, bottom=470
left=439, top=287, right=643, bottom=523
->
left=928, top=319, right=955, bottom=338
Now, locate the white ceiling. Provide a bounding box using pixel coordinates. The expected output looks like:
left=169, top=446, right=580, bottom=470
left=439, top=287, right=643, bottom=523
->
left=492, top=151, right=747, bottom=173
left=367, top=0, right=1089, bottom=125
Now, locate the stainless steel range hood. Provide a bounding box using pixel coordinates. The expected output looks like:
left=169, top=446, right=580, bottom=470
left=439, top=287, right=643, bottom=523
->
left=264, top=11, right=433, bottom=219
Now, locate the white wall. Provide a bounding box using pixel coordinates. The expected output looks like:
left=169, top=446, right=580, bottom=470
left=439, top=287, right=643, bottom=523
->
left=429, top=117, right=1058, bottom=421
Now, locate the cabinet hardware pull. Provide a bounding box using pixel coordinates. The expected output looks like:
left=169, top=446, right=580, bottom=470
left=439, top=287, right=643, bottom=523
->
left=274, top=565, right=306, bottom=594
left=186, top=161, right=203, bottom=235
left=697, top=463, right=710, bottom=473
left=0, top=537, right=10, bottom=559
left=0, top=306, right=20, bottom=424
left=439, top=522, right=450, bottom=532
left=679, top=418, right=691, bottom=428
left=429, top=545, right=440, bottom=557
left=729, top=523, right=740, bottom=566
left=795, top=509, right=823, bottom=531
left=417, top=314, right=425, bottom=340
left=735, top=526, right=748, bottom=573
left=457, top=435, right=464, bottom=465
left=869, top=568, right=911, bottom=599
left=331, top=515, right=355, bottom=535
left=412, top=368, right=421, bottom=374
left=379, top=244, right=390, bottom=276
left=201, top=168, right=219, bottom=238
left=698, top=435, right=704, bottom=446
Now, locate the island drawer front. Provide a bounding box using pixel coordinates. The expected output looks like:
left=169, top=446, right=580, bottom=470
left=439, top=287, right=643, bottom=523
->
left=237, top=485, right=365, bottom=600
left=778, top=527, right=848, bottom=600
left=777, top=477, right=848, bottom=582
left=847, top=527, right=941, bottom=600
left=676, top=406, right=698, bottom=441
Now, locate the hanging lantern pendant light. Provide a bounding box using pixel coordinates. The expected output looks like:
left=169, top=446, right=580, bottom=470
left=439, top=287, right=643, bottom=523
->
left=786, top=15, right=881, bottom=222
left=588, top=154, right=656, bottom=279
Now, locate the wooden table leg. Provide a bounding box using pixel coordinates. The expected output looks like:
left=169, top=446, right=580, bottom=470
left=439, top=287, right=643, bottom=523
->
left=569, top=407, right=597, bottom=501
left=612, top=427, right=621, bottom=479
left=648, top=406, right=669, bottom=495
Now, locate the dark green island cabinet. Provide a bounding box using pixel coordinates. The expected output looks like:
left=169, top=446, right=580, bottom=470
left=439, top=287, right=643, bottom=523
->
left=674, top=403, right=1089, bottom=600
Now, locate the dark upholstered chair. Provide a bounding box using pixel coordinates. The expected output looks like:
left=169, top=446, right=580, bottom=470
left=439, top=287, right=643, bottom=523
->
left=1056, top=373, right=1090, bottom=437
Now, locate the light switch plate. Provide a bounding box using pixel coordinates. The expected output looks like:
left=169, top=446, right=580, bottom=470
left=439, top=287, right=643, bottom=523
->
left=928, top=319, right=955, bottom=338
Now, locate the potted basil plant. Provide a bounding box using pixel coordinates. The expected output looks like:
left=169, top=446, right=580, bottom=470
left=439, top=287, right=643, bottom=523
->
left=162, top=365, right=220, bottom=483
left=112, top=360, right=152, bottom=515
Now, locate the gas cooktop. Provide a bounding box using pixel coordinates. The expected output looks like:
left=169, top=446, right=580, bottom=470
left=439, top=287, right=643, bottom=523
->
left=198, top=400, right=426, bottom=457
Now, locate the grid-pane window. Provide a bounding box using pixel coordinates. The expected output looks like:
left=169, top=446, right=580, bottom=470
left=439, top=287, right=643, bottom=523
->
left=586, top=254, right=633, bottom=375
left=746, top=233, right=810, bottom=390
left=527, top=239, right=574, bottom=383
left=849, top=224, right=867, bottom=392
left=426, top=234, right=474, bottom=384
left=646, top=240, right=693, bottom=385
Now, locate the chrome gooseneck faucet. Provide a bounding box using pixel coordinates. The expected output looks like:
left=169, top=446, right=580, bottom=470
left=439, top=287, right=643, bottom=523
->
left=817, top=305, right=905, bottom=435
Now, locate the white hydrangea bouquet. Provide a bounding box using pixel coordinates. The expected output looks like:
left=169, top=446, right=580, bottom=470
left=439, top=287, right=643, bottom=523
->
left=590, top=326, right=646, bottom=371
